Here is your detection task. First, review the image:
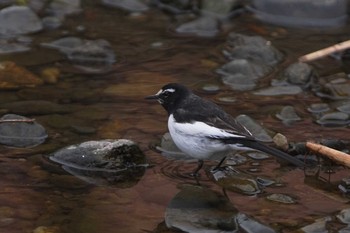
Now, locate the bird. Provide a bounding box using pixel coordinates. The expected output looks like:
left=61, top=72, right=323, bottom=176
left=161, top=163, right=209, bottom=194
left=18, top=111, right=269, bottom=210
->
left=146, top=83, right=305, bottom=176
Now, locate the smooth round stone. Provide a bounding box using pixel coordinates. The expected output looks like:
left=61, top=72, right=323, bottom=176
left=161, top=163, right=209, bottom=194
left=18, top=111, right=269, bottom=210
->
left=337, top=208, right=350, bottom=224
left=201, top=84, right=220, bottom=93
left=276, top=106, right=301, bottom=123
left=0, top=6, right=42, bottom=36
left=281, top=62, right=315, bottom=86
left=266, top=193, right=297, bottom=204
left=222, top=73, right=257, bottom=91
left=307, top=103, right=330, bottom=113
left=316, top=112, right=350, bottom=126
left=216, top=96, right=237, bottom=103
left=217, top=58, right=271, bottom=78
left=247, top=152, right=270, bottom=160
left=175, top=16, right=219, bottom=37
left=236, top=114, right=273, bottom=142
left=0, top=114, right=47, bottom=148
left=337, top=103, right=350, bottom=114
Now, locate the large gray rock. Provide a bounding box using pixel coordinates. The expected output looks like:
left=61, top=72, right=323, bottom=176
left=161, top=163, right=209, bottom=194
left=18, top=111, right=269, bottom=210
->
left=0, top=6, right=42, bottom=36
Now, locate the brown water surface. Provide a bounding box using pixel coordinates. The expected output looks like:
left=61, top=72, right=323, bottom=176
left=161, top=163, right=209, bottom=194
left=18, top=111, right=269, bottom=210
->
left=0, top=2, right=349, bottom=233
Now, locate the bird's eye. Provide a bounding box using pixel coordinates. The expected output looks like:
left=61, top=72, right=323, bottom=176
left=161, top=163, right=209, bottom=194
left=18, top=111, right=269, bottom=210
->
left=162, top=91, right=170, bottom=98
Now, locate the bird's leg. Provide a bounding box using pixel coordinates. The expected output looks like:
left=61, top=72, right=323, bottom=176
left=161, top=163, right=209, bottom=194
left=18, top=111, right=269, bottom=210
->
left=190, top=159, right=203, bottom=177
left=212, top=156, right=226, bottom=171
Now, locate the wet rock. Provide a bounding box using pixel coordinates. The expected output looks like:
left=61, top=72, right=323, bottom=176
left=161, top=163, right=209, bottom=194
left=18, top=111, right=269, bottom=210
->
left=42, top=16, right=63, bottom=30
left=41, top=37, right=116, bottom=68
left=236, top=114, right=272, bottom=142
left=102, top=0, right=149, bottom=12
left=49, top=139, right=147, bottom=186
left=0, top=114, right=47, bottom=148
left=247, top=152, right=270, bottom=160
left=225, top=153, right=247, bottom=165
left=307, top=103, right=330, bottom=114
left=336, top=102, right=350, bottom=114
left=256, top=177, right=275, bottom=187
left=253, top=85, right=303, bottom=96
left=0, top=61, right=43, bottom=90
left=266, top=193, right=296, bottom=204
left=209, top=166, right=261, bottom=195
left=277, top=62, right=316, bottom=88
left=338, top=178, right=350, bottom=195
left=316, top=112, right=350, bottom=127
left=0, top=100, right=73, bottom=115
left=217, top=58, right=273, bottom=91
left=224, top=33, right=283, bottom=66
left=300, top=217, right=331, bottom=233
left=0, top=6, right=42, bottom=37
left=276, top=106, right=301, bottom=125
left=236, top=213, right=276, bottom=233
left=165, top=184, right=239, bottom=232
left=222, top=73, right=257, bottom=91
left=337, top=208, right=350, bottom=224
left=175, top=16, right=219, bottom=37
left=315, top=73, right=350, bottom=100
left=200, top=84, right=220, bottom=93
left=217, top=59, right=271, bottom=79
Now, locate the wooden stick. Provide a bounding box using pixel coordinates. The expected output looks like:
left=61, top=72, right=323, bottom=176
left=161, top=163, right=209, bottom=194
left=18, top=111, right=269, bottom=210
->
left=299, top=40, right=350, bottom=62
left=306, top=141, right=350, bottom=168
left=0, top=119, right=35, bottom=123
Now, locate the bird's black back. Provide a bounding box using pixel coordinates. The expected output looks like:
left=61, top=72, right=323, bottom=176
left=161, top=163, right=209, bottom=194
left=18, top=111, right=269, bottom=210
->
left=173, top=92, right=254, bottom=139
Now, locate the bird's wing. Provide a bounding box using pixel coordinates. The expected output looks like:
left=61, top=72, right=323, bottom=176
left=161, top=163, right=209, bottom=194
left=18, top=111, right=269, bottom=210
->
left=174, top=97, right=253, bottom=139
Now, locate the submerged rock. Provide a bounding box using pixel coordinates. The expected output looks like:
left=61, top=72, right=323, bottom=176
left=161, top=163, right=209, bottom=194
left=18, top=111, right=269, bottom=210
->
left=102, top=0, right=149, bottom=12
left=279, top=62, right=316, bottom=88
left=0, top=6, right=42, bottom=36
left=236, top=114, right=272, bottom=142
left=224, top=33, right=283, bottom=66
left=0, top=114, right=47, bottom=148
left=0, top=61, right=43, bottom=90
left=276, top=106, right=301, bottom=125
left=315, top=73, right=350, bottom=100
left=49, top=139, right=147, bottom=186
left=266, top=193, right=297, bottom=204
left=175, top=16, right=219, bottom=37
left=41, top=37, right=116, bottom=68
left=316, top=112, right=350, bottom=127
left=217, top=59, right=271, bottom=79
left=222, top=73, right=257, bottom=91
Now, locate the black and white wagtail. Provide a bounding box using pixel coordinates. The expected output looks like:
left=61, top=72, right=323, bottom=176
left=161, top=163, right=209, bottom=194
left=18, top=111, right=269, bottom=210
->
left=146, top=83, right=305, bottom=175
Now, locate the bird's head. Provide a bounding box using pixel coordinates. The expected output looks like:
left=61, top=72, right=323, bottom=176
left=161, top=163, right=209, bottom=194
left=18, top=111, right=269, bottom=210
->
left=146, top=83, right=190, bottom=113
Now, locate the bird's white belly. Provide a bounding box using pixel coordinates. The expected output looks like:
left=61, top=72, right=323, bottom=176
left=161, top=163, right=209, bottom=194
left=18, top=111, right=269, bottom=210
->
left=168, top=115, right=236, bottom=159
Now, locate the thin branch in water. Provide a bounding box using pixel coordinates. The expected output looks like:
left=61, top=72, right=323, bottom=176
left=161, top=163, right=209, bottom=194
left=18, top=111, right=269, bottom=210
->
left=306, top=141, right=350, bottom=168
left=299, top=40, right=350, bottom=62
left=0, top=119, right=36, bottom=123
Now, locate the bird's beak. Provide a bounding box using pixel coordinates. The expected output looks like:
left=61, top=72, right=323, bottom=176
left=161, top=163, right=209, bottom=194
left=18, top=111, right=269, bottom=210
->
left=145, top=94, right=158, bottom=100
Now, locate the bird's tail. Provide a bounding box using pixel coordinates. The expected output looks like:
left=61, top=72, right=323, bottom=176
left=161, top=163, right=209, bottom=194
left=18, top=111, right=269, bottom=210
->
left=243, top=141, right=305, bottom=167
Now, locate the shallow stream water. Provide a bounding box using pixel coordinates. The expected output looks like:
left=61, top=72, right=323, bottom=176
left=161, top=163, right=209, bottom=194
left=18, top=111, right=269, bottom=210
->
left=0, top=1, right=350, bottom=233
